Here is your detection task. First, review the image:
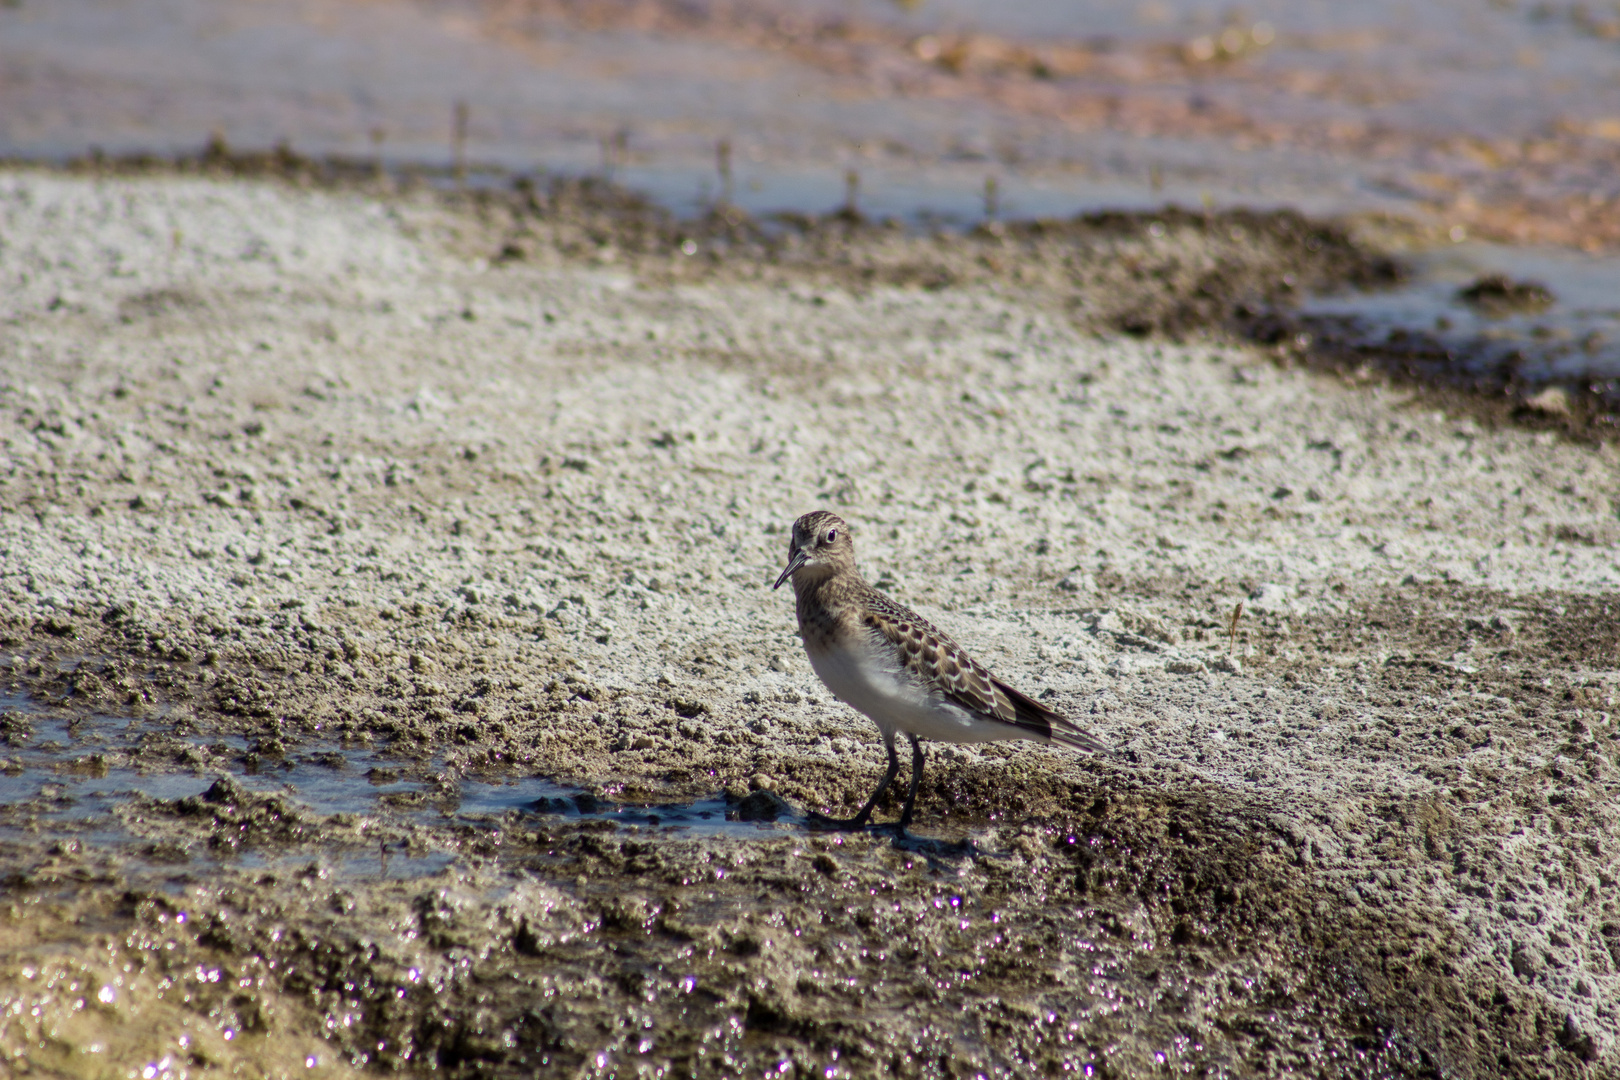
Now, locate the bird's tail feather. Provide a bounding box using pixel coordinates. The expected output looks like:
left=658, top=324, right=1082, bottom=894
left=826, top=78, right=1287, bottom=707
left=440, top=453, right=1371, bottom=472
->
left=994, top=679, right=1107, bottom=754
left=1048, top=723, right=1108, bottom=754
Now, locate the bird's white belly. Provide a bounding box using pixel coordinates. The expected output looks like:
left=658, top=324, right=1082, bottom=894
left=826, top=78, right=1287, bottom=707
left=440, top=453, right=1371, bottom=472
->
left=806, top=639, right=1027, bottom=745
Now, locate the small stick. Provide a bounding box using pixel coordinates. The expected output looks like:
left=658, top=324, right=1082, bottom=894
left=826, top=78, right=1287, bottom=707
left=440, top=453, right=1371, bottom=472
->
left=1227, top=601, right=1243, bottom=654
left=602, top=128, right=629, bottom=180
left=716, top=138, right=733, bottom=206
left=452, top=101, right=469, bottom=187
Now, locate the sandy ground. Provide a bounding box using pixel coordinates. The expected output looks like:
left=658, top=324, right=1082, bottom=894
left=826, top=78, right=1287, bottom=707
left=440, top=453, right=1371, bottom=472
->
left=0, top=170, right=1617, bottom=1078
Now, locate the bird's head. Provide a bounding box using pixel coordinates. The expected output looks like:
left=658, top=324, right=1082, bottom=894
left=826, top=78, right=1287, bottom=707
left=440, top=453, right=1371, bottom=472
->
left=772, top=510, right=854, bottom=590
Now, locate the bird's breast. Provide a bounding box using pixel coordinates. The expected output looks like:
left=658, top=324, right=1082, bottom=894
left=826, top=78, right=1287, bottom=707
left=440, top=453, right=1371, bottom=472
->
left=805, top=634, right=922, bottom=723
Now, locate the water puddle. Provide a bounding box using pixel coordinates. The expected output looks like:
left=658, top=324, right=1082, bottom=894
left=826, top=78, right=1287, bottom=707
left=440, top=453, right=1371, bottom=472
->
left=1289, top=240, right=1620, bottom=405
left=460, top=779, right=801, bottom=832
left=0, top=692, right=809, bottom=882
left=595, top=159, right=1201, bottom=233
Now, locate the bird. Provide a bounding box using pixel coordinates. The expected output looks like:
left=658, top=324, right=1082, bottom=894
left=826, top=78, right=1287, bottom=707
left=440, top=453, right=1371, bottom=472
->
left=772, top=509, right=1106, bottom=832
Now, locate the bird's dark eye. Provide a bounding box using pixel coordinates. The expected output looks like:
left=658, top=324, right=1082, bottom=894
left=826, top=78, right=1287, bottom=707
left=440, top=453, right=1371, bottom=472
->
left=825, top=528, right=837, bottom=544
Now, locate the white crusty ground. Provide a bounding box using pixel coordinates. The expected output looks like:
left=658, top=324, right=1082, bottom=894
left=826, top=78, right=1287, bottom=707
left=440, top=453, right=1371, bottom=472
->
left=1, top=171, right=1617, bottom=1063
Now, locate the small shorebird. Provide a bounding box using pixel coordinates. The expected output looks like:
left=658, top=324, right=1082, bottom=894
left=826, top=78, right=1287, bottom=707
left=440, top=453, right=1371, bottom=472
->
left=772, top=510, right=1105, bottom=831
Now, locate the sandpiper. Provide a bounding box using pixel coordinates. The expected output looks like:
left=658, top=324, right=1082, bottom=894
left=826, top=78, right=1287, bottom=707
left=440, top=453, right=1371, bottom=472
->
left=772, top=510, right=1106, bottom=831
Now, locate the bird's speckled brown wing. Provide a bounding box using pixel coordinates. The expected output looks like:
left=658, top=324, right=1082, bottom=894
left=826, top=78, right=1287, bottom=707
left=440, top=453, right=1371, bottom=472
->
left=857, top=588, right=1106, bottom=752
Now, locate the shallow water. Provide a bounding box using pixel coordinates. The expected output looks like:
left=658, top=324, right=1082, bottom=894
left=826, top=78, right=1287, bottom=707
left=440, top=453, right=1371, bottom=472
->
left=1302, top=240, right=1620, bottom=389
left=0, top=692, right=809, bottom=883
left=4, top=0, right=1619, bottom=222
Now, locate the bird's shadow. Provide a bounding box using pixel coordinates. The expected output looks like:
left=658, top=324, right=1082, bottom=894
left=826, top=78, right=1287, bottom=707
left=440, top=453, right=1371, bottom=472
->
left=874, top=824, right=1002, bottom=869
left=729, top=790, right=1007, bottom=867
left=798, top=811, right=1008, bottom=869
left=525, top=787, right=1007, bottom=867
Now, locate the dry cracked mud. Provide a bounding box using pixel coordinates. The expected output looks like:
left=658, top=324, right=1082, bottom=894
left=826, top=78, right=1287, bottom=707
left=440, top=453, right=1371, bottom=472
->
left=0, top=167, right=1617, bottom=1079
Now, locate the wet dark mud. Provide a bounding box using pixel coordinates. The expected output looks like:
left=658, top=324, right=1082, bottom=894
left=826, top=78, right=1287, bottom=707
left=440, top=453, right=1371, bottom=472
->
left=2, top=167, right=1618, bottom=1076
left=1235, top=312, right=1620, bottom=446
left=1455, top=277, right=1557, bottom=319
left=0, top=716, right=1477, bottom=1079
left=3, top=586, right=1617, bottom=1078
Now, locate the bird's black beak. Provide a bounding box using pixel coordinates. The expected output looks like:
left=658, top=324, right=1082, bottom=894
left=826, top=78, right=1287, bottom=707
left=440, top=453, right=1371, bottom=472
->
left=772, top=547, right=808, bottom=590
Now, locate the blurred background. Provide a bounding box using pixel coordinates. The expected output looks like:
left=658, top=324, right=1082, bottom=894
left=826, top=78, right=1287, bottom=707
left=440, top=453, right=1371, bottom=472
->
left=4, top=0, right=1620, bottom=237
left=4, top=0, right=1620, bottom=388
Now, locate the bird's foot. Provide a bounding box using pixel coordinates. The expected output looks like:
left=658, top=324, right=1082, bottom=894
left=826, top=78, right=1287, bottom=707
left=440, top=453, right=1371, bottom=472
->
left=871, top=820, right=912, bottom=841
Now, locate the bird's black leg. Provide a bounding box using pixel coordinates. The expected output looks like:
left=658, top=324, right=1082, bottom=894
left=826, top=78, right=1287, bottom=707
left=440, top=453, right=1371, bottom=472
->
left=897, top=734, right=925, bottom=830
left=810, top=736, right=900, bottom=830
